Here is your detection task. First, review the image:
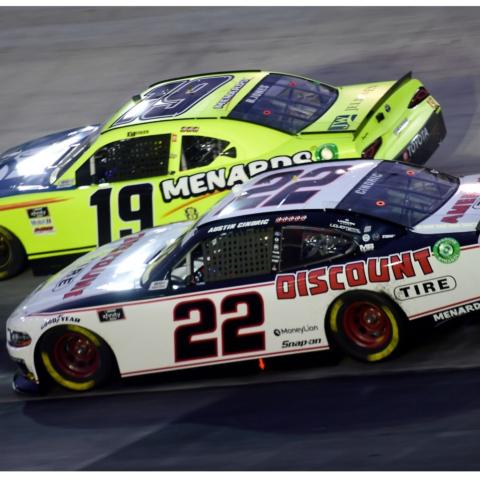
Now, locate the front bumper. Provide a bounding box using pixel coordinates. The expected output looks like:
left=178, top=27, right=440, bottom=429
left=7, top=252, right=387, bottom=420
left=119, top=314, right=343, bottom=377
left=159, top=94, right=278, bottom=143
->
left=394, top=110, right=447, bottom=165
left=12, top=372, right=42, bottom=395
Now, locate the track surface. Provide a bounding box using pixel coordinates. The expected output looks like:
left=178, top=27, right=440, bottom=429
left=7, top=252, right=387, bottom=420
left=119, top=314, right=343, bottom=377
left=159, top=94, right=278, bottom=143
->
left=2, top=6, right=480, bottom=470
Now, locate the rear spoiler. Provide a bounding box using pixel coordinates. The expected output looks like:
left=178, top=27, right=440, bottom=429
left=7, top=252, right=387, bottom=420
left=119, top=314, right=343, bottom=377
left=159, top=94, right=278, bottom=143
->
left=352, top=71, right=413, bottom=139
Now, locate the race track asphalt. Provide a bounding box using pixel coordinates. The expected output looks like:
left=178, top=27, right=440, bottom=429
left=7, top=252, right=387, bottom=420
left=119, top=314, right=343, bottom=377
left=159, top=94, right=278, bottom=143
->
left=1, top=6, right=480, bottom=470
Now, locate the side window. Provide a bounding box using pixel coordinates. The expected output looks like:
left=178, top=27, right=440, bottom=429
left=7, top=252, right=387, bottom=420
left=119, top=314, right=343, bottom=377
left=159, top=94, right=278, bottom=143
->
left=170, top=244, right=205, bottom=289
left=280, top=227, right=356, bottom=271
left=77, top=134, right=170, bottom=185
left=180, top=135, right=233, bottom=171
left=202, top=227, right=273, bottom=282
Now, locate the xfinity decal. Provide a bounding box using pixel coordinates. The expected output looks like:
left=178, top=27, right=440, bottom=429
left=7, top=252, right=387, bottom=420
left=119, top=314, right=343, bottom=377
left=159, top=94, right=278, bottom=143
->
left=160, top=151, right=313, bottom=202
left=433, top=301, right=480, bottom=322
left=98, top=308, right=125, bottom=322
left=394, top=276, right=456, bottom=301
left=63, top=232, right=145, bottom=299
left=441, top=193, right=480, bottom=224
left=275, top=248, right=433, bottom=299
left=27, top=207, right=49, bottom=219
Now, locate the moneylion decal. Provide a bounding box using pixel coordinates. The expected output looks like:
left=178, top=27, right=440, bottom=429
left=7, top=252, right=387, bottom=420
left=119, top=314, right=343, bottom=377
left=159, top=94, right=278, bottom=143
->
left=159, top=151, right=314, bottom=202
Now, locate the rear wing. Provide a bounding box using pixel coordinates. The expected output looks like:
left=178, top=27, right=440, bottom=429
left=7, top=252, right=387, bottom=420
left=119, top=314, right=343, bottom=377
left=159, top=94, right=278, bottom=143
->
left=352, top=71, right=413, bottom=139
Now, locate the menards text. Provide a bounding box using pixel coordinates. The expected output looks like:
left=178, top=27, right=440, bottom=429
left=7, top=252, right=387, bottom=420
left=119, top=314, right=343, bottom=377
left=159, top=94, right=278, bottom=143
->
left=160, top=151, right=313, bottom=202
left=276, top=248, right=433, bottom=299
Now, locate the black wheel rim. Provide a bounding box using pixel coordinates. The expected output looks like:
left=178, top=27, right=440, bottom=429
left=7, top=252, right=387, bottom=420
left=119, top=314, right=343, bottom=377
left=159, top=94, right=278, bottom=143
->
left=0, top=233, right=11, bottom=268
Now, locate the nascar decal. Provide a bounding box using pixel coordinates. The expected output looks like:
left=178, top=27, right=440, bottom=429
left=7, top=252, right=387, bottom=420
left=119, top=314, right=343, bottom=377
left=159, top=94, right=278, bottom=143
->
left=27, top=206, right=55, bottom=235
left=63, top=232, right=145, bottom=299
left=160, top=151, right=314, bottom=202
left=441, top=193, right=480, bottom=223
left=275, top=248, right=433, bottom=299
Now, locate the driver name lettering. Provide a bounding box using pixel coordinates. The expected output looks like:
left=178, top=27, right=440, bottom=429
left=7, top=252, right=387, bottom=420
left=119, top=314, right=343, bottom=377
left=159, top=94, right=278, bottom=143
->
left=355, top=173, right=383, bottom=195
left=275, top=248, right=433, bottom=299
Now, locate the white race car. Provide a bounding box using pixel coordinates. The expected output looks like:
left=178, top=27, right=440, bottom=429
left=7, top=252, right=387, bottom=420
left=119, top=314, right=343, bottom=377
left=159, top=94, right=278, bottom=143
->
left=6, top=159, right=480, bottom=392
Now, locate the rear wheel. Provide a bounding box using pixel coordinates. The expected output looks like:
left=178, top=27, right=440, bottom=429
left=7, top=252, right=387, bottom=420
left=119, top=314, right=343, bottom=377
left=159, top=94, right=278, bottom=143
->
left=328, top=291, right=408, bottom=362
left=39, top=325, right=114, bottom=391
left=0, top=226, right=26, bottom=280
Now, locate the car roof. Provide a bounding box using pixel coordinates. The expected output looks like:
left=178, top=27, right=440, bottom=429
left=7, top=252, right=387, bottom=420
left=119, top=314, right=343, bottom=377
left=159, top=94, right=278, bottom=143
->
left=102, top=71, right=268, bottom=132
left=101, top=70, right=334, bottom=134
left=198, top=160, right=381, bottom=227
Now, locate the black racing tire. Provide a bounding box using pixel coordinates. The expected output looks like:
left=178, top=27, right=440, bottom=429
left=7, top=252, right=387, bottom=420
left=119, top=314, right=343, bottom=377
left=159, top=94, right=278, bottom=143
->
left=327, top=290, right=409, bottom=363
left=0, top=226, right=27, bottom=280
left=39, top=325, right=114, bottom=391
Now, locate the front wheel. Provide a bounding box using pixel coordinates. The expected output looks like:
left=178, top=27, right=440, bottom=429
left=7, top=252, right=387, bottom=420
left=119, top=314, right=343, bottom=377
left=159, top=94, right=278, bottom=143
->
left=39, top=325, right=114, bottom=391
left=327, top=291, right=408, bottom=362
left=0, top=226, right=26, bottom=280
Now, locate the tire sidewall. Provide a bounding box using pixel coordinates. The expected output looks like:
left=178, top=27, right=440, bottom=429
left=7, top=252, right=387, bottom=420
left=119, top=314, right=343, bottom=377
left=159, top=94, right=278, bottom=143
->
left=39, top=325, right=113, bottom=391
left=0, top=226, right=26, bottom=280
left=327, top=290, right=408, bottom=362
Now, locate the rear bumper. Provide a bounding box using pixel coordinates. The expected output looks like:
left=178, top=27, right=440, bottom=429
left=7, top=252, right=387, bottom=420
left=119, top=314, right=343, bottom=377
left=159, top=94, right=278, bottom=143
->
left=394, top=110, right=446, bottom=165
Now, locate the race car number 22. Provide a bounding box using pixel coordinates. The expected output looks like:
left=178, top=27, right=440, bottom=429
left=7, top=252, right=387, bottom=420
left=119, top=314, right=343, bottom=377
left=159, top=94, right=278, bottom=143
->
left=174, top=292, right=265, bottom=362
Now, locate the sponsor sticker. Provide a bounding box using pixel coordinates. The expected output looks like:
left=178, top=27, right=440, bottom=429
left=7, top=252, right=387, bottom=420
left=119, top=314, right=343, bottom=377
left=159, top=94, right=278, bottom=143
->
left=328, top=114, right=357, bottom=131
left=273, top=325, right=319, bottom=337
left=98, top=308, right=125, bottom=322
left=149, top=280, right=169, bottom=291
left=282, top=338, right=322, bottom=349
left=41, top=315, right=81, bottom=330
left=394, top=275, right=456, bottom=301
left=433, top=301, right=480, bottom=322
left=433, top=237, right=460, bottom=264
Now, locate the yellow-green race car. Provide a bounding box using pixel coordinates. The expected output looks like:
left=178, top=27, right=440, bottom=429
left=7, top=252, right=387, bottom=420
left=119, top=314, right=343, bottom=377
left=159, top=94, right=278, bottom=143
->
left=0, top=70, right=445, bottom=279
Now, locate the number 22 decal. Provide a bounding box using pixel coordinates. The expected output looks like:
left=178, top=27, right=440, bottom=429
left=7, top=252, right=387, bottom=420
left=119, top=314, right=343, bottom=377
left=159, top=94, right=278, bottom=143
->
left=90, top=183, right=154, bottom=246
left=174, top=292, right=265, bottom=362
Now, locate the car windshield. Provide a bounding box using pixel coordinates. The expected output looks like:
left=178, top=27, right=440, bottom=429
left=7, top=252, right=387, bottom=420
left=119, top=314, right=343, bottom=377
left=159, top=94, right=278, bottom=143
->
left=337, top=162, right=459, bottom=227
left=0, top=125, right=100, bottom=188
left=141, top=224, right=197, bottom=286
left=228, top=73, right=338, bottom=134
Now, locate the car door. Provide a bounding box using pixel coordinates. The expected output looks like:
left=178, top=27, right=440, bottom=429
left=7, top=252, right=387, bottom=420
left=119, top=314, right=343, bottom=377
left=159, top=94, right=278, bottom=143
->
left=114, top=222, right=356, bottom=376
left=71, top=132, right=173, bottom=247
left=156, top=131, right=240, bottom=224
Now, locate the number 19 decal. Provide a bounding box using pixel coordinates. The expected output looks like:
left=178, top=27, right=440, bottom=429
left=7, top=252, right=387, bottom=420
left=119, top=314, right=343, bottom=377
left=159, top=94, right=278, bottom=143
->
left=174, top=292, right=265, bottom=363
left=90, top=183, right=154, bottom=245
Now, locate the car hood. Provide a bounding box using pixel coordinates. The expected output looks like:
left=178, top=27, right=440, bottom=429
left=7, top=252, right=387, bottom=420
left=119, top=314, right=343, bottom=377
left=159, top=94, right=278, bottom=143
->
left=0, top=125, right=100, bottom=198
left=414, top=174, right=480, bottom=234
left=11, top=222, right=192, bottom=318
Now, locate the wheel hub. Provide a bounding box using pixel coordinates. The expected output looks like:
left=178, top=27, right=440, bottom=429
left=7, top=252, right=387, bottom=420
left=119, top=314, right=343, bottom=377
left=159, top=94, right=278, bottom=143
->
left=53, top=332, right=100, bottom=379
left=342, top=302, right=391, bottom=349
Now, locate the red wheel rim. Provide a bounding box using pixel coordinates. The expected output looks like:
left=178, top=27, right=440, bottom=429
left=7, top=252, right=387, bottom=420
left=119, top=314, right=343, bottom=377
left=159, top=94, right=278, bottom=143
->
left=342, top=302, right=392, bottom=350
left=53, top=332, right=99, bottom=379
